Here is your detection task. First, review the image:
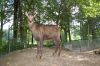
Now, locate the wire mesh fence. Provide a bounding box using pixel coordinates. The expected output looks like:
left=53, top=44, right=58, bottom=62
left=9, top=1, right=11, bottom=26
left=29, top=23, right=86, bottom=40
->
left=0, top=38, right=100, bottom=57
left=64, top=38, right=100, bottom=52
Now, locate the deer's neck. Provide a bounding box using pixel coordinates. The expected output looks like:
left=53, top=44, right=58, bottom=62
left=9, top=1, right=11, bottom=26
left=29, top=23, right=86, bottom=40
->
left=28, top=22, right=38, bottom=30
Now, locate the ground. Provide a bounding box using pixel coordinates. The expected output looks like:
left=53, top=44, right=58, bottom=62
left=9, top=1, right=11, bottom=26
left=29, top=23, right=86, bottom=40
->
left=0, top=47, right=100, bottom=66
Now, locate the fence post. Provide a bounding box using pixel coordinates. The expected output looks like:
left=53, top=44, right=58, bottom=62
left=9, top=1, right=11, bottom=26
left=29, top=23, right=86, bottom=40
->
left=8, top=28, right=10, bottom=53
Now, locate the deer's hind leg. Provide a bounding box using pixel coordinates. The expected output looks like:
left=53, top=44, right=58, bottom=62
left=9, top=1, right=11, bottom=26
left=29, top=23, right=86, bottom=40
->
left=52, top=40, right=59, bottom=56
left=58, top=41, right=62, bottom=56
left=53, top=38, right=62, bottom=56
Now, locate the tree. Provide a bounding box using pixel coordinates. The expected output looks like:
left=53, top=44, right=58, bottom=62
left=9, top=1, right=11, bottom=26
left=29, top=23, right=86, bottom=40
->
left=13, top=0, right=19, bottom=42
left=0, top=0, right=7, bottom=45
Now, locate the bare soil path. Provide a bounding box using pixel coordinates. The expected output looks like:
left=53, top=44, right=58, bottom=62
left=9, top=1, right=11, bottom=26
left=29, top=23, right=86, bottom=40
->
left=0, top=47, right=100, bottom=66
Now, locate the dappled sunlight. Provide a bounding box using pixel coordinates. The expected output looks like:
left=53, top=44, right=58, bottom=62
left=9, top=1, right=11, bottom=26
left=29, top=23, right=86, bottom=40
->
left=76, top=55, right=89, bottom=61
left=33, top=47, right=37, bottom=50
left=63, top=53, right=73, bottom=58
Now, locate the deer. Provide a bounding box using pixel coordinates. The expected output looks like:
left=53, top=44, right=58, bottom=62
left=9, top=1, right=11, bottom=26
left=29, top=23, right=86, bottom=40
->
left=25, top=12, right=62, bottom=59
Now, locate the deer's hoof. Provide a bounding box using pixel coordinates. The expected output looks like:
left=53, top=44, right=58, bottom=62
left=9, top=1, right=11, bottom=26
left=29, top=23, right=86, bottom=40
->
left=36, top=55, right=42, bottom=59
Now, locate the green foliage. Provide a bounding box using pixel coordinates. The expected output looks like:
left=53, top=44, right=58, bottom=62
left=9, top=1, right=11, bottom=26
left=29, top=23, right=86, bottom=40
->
left=44, top=41, right=54, bottom=47
left=77, top=0, right=100, bottom=17
left=0, top=11, right=6, bottom=20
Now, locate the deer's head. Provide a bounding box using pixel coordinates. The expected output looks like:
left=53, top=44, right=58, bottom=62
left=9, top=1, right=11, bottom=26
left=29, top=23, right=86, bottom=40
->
left=25, top=12, right=36, bottom=24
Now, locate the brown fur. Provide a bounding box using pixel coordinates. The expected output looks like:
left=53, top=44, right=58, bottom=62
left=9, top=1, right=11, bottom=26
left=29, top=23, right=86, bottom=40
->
left=25, top=12, right=62, bottom=59
left=30, top=23, right=60, bottom=41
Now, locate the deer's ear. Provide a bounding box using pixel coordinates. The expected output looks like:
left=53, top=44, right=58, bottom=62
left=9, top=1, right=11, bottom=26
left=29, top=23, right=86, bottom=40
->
left=33, top=13, right=37, bottom=18
left=25, top=12, right=28, bottom=17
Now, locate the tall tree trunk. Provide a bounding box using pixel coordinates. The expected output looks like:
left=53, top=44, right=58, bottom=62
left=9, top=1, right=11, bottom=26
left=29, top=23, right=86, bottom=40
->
left=56, top=2, right=62, bottom=25
left=68, top=21, right=71, bottom=42
left=90, top=20, right=96, bottom=39
left=0, top=17, right=3, bottom=45
left=88, top=17, right=97, bottom=39
left=80, top=21, right=88, bottom=40
left=0, top=5, right=3, bottom=46
left=80, top=23, right=84, bottom=40
left=19, top=0, right=27, bottom=48
left=63, top=28, right=68, bottom=42
left=13, top=0, right=19, bottom=41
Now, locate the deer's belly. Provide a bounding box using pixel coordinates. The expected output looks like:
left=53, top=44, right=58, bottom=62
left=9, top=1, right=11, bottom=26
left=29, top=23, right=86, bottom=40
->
left=32, top=32, right=57, bottom=41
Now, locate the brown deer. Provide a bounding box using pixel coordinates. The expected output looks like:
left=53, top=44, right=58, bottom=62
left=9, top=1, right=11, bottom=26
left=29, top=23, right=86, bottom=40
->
left=25, top=12, right=62, bottom=59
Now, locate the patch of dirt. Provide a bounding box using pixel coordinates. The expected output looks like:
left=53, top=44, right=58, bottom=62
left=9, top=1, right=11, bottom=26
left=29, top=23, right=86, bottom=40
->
left=0, top=47, right=100, bottom=66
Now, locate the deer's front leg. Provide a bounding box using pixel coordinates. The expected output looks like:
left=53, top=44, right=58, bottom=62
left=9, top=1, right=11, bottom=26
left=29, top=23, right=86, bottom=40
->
left=36, top=41, right=43, bottom=59
left=36, top=41, right=40, bottom=58
left=39, top=40, right=43, bottom=59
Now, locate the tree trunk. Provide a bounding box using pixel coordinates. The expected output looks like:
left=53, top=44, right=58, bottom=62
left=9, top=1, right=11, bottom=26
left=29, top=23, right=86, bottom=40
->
left=0, top=24, right=3, bottom=45
left=13, top=0, right=19, bottom=41
left=19, top=0, right=27, bottom=48
left=88, top=17, right=97, bottom=39
left=0, top=6, right=3, bottom=46
left=63, top=28, right=68, bottom=42
left=68, top=21, right=71, bottom=42
left=80, top=21, right=88, bottom=40
left=91, top=21, right=96, bottom=39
